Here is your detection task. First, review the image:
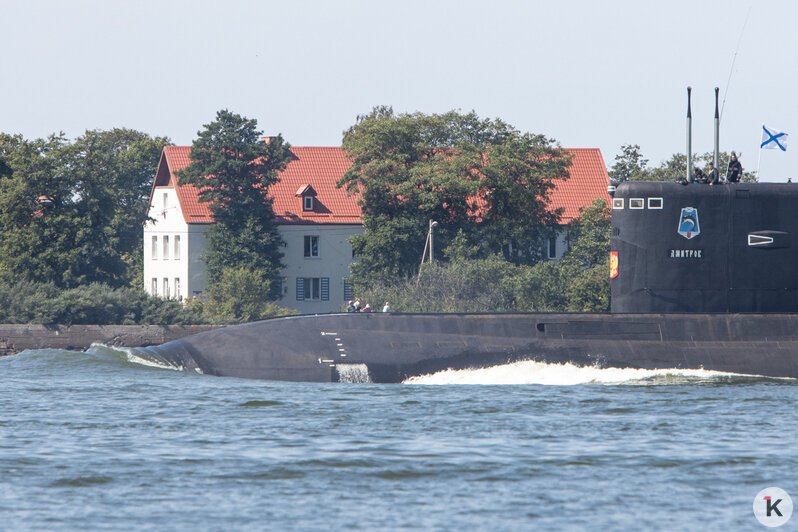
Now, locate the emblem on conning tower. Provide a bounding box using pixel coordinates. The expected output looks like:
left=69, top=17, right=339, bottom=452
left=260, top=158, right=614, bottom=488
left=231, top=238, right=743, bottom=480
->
left=678, top=207, right=700, bottom=239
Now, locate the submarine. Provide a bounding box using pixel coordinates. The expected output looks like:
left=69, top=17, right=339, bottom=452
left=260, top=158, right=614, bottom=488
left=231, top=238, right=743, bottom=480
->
left=151, top=88, right=798, bottom=382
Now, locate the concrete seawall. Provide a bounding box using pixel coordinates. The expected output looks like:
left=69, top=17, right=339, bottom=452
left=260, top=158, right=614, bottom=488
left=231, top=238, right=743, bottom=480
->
left=0, top=324, right=224, bottom=356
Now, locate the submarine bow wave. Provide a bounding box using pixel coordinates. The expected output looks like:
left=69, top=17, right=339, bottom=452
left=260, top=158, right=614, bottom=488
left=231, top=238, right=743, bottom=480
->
left=402, top=360, right=786, bottom=385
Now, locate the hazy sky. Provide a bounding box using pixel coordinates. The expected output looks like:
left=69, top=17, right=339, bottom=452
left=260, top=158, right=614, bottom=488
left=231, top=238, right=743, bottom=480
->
left=1, top=0, right=796, bottom=181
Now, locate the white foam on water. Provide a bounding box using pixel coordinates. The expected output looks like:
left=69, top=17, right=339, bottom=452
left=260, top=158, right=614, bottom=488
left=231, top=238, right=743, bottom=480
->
left=88, top=343, right=183, bottom=371
left=336, top=363, right=372, bottom=383
left=402, top=360, right=770, bottom=386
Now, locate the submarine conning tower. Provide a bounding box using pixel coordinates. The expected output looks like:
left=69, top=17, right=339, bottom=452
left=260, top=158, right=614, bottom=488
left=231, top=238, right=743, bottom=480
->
left=611, top=181, right=798, bottom=313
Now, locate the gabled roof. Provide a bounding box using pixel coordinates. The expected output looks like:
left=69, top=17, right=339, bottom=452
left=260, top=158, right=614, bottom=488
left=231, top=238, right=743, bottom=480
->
left=150, top=145, right=609, bottom=226
left=155, top=146, right=361, bottom=224
left=295, top=184, right=317, bottom=197
left=551, top=148, right=611, bottom=222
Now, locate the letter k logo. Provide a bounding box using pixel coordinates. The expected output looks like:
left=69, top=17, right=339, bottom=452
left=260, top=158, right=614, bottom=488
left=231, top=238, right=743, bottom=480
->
left=765, top=496, right=783, bottom=517
left=754, top=487, right=792, bottom=527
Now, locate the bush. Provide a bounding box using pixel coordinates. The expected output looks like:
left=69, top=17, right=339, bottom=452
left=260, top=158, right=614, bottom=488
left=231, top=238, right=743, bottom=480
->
left=202, top=267, right=296, bottom=323
left=0, top=282, right=213, bottom=325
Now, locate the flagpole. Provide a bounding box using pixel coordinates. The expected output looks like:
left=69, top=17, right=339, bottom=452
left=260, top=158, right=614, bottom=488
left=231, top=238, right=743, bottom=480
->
left=755, top=145, right=762, bottom=182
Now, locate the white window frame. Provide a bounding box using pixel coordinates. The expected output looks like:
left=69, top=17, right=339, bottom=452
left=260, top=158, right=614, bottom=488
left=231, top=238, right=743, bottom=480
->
left=304, top=235, right=320, bottom=258
left=303, top=196, right=314, bottom=211
left=152, top=236, right=158, bottom=259
left=151, top=278, right=157, bottom=295
left=303, top=277, right=321, bottom=300
left=648, top=197, right=663, bottom=209
left=174, top=235, right=181, bottom=260
left=612, top=198, right=624, bottom=210
left=163, top=278, right=170, bottom=299
left=629, top=198, right=644, bottom=209
left=163, top=235, right=169, bottom=260
left=175, top=278, right=181, bottom=299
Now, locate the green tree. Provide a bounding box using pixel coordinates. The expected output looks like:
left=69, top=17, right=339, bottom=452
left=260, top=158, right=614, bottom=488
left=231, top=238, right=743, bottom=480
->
left=339, top=107, right=570, bottom=288
left=0, top=130, right=167, bottom=288
left=513, top=199, right=611, bottom=312
left=202, top=267, right=295, bottom=322
left=560, top=199, right=611, bottom=312
left=177, top=110, right=293, bottom=299
left=609, top=144, right=649, bottom=182
left=611, top=145, right=757, bottom=183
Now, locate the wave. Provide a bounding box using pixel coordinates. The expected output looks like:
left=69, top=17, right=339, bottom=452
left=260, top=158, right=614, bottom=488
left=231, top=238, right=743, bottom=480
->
left=0, top=344, right=184, bottom=375
left=87, top=344, right=184, bottom=371
left=402, top=360, right=792, bottom=386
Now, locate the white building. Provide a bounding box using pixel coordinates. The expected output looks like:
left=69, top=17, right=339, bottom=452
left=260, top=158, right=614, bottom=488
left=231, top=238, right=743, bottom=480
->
left=143, top=145, right=609, bottom=313
left=143, top=145, right=363, bottom=313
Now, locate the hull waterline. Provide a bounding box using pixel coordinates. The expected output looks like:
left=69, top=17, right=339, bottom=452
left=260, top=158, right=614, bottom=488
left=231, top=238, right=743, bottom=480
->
left=149, top=313, right=798, bottom=382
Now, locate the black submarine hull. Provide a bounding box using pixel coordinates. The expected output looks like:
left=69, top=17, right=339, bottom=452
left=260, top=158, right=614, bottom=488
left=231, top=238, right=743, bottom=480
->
left=149, top=312, right=798, bottom=382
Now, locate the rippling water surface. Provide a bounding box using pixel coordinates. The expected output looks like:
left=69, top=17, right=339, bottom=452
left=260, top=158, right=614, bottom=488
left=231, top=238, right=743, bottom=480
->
left=2, top=346, right=797, bottom=530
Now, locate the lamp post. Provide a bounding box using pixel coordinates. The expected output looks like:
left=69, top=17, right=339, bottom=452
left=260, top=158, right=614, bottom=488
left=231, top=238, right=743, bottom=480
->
left=428, top=219, right=438, bottom=263
left=418, top=219, right=439, bottom=280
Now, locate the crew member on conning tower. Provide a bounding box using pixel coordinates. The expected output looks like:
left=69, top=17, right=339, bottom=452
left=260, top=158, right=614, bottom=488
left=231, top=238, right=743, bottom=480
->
left=726, top=152, right=742, bottom=183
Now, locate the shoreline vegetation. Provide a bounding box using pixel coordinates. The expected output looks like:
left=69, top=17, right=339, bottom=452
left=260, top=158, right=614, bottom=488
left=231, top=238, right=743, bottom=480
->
left=1, top=111, right=618, bottom=326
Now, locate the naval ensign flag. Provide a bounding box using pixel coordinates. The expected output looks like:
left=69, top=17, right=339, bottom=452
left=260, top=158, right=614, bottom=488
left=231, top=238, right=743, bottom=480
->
left=756, top=125, right=789, bottom=180
left=761, top=125, right=788, bottom=151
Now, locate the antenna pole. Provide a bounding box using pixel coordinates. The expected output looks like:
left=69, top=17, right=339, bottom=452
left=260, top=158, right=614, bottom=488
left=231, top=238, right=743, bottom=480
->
left=714, top=87, right=720, bottom=171
left=686, top=87, right=692, bottom=182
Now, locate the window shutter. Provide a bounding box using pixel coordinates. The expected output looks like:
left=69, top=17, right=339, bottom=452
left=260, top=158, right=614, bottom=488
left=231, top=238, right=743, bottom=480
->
left=296, top=277, right=304, bottom=301
left=343, top=281, right=354, bottom=301
left=321, top=277, right=329, bottom=301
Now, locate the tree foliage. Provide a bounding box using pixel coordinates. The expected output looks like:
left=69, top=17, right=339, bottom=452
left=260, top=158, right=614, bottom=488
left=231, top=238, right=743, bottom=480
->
left=0, top=129, right=168, bottom=288
left=353, top=199, right=612, bottom=313
left=610, top=145, right=756, bottom=183
left=177, top=110, right=293, bottom=299
left=0, top=281, right=209, bottom=325
left=339, top=107, right=571, bottom=287
left=202, top=267, right=296, bottom=323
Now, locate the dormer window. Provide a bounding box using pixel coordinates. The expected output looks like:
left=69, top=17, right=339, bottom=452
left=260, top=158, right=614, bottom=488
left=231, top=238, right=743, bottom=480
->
left=295, top=184, right=317, bottom=212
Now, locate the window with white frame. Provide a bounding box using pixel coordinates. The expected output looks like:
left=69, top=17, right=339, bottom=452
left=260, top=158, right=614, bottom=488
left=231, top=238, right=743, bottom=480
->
left=152, top=236, right=158, bottom=259
left=296, top=277, right=329, bottom=301
left=163, top=278, right=170, bottom=299
left=629, top=198, right=644, bottom=209
left=303, top=196, right=314, bottom=211
left=163, top=193, right=168, bottom=218
left=612, top=198, right=624, bottom=209
left=174, top=235, right=181, bottom=259
left=304, top=235, right=319, bottom=258
left=175, top=278, right=181, bottom=299
left=163, top=235, right=169, bottom=259
left=152, top=278, right=157, bottom=295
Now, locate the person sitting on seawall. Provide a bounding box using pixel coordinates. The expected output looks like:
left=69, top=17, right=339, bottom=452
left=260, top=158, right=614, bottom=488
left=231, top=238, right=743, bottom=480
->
left=382, top=301, right=390, bottom=313
left=706, top=162, right=720, bottom=185
left=346, top=300, right=355, bottom=313
left=726, top=152, right=742, bottom=183
left=361, top=303, right=372, bottom=313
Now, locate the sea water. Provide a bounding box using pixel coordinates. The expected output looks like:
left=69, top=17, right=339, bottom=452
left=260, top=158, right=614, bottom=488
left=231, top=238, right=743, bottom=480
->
left=2, top=346, right=797, bottom=531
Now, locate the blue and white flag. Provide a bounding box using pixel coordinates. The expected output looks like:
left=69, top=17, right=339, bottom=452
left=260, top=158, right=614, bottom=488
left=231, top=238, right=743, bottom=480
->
left=761, top=125, right=788, bottom=151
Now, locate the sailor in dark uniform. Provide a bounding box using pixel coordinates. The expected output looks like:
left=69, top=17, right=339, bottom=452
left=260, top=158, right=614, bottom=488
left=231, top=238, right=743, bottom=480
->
left=726, top=152, right=742, bottom=183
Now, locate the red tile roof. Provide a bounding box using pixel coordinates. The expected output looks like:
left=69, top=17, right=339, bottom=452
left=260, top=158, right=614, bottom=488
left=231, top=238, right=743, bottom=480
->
left=153, top=146, right=608, bottom=225
left=551, top=148, right=611, bottom=222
